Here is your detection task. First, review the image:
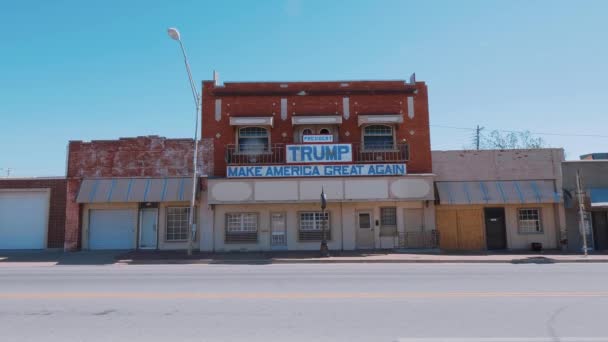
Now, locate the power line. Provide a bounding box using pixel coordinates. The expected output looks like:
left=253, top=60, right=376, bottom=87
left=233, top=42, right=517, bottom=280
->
left=431, top=124, right=608, bottom=138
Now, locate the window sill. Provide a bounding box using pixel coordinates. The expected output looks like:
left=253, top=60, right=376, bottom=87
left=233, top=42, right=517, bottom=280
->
left=517, top=231, right=544, bottom=235
left=361, top=148, right=401, bottom=153
left=233, top=151, right=272, bottom=155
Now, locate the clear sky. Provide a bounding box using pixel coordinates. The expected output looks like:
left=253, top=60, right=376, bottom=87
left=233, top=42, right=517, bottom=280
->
left=1, top=0, right=607, bottom=177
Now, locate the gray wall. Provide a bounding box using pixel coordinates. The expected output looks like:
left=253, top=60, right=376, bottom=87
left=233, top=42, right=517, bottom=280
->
left=432, top=149, right=564, bottom=181
left=562, top=161, right=608, bottom=251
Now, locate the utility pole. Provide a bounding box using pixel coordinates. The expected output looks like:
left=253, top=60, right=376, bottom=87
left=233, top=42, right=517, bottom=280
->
left=576, top=169, right=588, bottom=256
left=475, top=125, right=484, bottom=150
left=0, top=168, right=11, bottom=178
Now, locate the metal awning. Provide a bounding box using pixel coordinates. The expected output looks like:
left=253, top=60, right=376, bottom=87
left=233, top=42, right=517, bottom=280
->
left=291, top=115, right=342, bottom=125
left=229, top=116, right=274, bottom=127
left=76, top=177, right=194, bottom=203
left=358, top=114, right=403, bottom=126
left=590, top=188, right=608, bottom=207
left=436, top=180, right=561, bottom=205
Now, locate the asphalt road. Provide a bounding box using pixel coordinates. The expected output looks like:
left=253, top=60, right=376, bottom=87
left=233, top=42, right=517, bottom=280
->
left=1, top=263, right=608, bottom=342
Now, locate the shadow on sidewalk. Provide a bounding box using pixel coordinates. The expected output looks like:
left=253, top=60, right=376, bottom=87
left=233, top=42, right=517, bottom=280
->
left=0, top=250, right=123, bottom=265
left=116, top=250, right=399, bottom=265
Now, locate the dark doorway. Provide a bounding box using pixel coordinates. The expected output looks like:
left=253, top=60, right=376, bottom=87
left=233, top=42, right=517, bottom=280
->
left=592, top=211, right=608, bottom=251
left=484, top=207, right=507, bottom=250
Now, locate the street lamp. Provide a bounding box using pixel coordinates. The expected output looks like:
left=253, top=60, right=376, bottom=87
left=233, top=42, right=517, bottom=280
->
left=167, top=27, right=200, bottom=256
left=320, top=187, right=329, bottom=257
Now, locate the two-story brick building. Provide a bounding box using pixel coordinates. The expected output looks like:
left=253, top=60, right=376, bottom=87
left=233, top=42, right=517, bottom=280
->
left=200, top=78, right=436, bottom=251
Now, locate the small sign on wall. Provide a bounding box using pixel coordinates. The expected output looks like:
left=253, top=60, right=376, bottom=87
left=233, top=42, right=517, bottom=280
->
left=302, top=135, right=333, bottom=143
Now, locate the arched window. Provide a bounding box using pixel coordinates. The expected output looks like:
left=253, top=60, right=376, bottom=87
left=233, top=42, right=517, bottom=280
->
left=363, top=125, right=394, bottom=150
left=319, top=128, right=331, bottom=135
left=302, top=128, right=313, bottom=136
left=238, top=127, right=269, bottom=153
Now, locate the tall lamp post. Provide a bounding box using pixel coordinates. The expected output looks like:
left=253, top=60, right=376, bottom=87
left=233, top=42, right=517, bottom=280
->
left=168, top=27, right=200, bottom=256
left=320, top=187, right=329, bottom=257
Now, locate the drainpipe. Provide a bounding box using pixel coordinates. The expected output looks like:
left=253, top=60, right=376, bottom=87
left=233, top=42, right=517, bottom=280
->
left=340, top=201, right=344, bottom=251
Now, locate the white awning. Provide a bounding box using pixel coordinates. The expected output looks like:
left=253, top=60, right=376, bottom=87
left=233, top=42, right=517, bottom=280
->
left=358, top=114, right=403, bottom=126
left=229, top=116, right=274, bottom=127
left=76, top=177, right=194, bottom=203
left=291, top=116, right=343, bottom=125
left=436, top=180, right=561, bottom=205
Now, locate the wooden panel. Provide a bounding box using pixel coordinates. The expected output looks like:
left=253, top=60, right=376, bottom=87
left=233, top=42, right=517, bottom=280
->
left=437, top=209, right=459, bottom=250
left=457, top=209, right=485, bottom=250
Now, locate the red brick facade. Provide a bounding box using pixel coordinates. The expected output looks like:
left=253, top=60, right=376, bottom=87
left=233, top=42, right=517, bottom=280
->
left=201, top=80, right=432, bottom=177
left=0, top=178, right=67, bottom=248
left=64, top=136, right=207, bottom=250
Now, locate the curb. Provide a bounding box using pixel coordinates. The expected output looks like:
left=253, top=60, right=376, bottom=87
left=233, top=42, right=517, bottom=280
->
left=114, top=258, right=608, bottom=265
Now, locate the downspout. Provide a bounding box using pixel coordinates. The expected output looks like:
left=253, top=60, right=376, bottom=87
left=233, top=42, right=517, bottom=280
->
left=212, top=204, right=216, bottom=252
left=340, top=201, right=344, bottom=251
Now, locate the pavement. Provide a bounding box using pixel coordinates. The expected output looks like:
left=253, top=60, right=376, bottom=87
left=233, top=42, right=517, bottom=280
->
left=2, top=263, right=608, bottom=341
left=2, top=249, right=608, bottom=266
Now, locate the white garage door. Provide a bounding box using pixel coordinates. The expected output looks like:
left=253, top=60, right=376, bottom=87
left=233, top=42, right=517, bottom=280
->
left=88, top=209, right=136, bottom=250
left=0, top=190, right=49, bottom=249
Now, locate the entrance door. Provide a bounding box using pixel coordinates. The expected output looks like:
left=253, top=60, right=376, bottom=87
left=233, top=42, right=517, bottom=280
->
left=138, top=208, right=158, bottom=249
left=592, top=211, right=608, bottom=251
left=270, top=212, right=287, bottom=250
left=356, top=211, right=374, bottom=249
left=484, top=207, right=507, bottom=250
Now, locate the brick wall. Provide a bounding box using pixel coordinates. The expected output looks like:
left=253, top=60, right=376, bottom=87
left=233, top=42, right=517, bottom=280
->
left=0, top=178, right=67, bottom=248
left=65, top=135, right=211, bottom=250
left=201, top=80, right=432, bottom=177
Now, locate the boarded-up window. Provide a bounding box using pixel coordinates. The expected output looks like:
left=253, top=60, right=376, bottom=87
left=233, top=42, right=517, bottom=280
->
left=225, top=213, right=258, bottom=243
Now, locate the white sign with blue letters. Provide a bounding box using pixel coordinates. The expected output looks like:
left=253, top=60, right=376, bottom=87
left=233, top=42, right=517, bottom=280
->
left=227, top=164, right=407, bottom=178
left=302, top=135, right=333, bottom=143
left=286, top=143, right=352, bottom=163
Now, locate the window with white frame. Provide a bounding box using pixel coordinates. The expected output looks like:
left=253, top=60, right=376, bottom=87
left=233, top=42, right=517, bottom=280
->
left=518, top=208, right=543, bottom=233
left=166, top=207, right=190, bottom=241
left=299, top=212, right=331, bottom=241
left=363, top=125, right=395, bottom=150
left=380, top=207, right=397, bottom=236
left=238, top=127, right=269, bottom=153
left=225, top=213, right=258, bottom=243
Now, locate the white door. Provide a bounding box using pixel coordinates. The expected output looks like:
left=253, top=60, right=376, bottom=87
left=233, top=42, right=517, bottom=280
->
left=356, top=211, right=374, bottom=249
left=270, top=212, right=287, bottom=249
left=89, top=209, right=136, bottom=250
left=138, top=208, right=158, bottom=249
left=0, top=190, right=48, bottom=249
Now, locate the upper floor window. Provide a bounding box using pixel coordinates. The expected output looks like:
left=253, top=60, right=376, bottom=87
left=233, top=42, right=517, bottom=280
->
left=238, top=127, right=269, bottom=153
left=302, top=128, right=314, bottom=136
left=363, top=125, right=394, bottom=150
left=319, top=128, right=331, bottom=135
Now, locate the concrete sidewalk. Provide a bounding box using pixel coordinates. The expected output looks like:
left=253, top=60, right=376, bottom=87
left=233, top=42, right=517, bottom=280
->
left=2, top=250, right=608, bottom=266
left=117, top=250, right=608, bottom=265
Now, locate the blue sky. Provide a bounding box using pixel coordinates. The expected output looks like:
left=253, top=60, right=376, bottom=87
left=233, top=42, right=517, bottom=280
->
left=1, top=0, right=607, bottom=177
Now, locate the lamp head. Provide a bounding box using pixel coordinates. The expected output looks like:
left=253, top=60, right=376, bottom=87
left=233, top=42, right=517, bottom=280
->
left=167, top=27, right=181, bottom=41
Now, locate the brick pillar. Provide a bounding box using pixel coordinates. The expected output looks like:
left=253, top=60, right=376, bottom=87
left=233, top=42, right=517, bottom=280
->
left=64, top=178, right=82, bottom=251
